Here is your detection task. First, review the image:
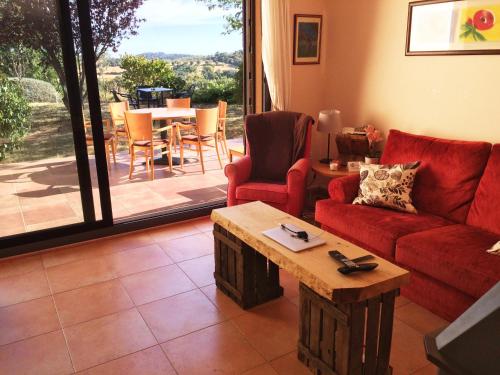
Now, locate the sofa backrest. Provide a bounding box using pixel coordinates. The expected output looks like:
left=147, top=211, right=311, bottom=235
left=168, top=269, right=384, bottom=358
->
left=467, top=144, right=500, bottom=235
left=380, top=130, right=491, bottom=223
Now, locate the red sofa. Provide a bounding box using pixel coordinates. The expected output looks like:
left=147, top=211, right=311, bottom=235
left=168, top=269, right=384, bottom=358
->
left=316, top=130, right=500, bottom=321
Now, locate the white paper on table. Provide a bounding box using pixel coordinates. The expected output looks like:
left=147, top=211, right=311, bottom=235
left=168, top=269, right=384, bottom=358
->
left=262, top=224, right=326, bottom=252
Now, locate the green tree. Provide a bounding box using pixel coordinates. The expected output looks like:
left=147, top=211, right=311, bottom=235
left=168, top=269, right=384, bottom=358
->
left=0, top=0, right=145, bottom=110
left=195, top=0, right=242, bottom=34
left=119, top=55, right=186, bottom=97
left=0, top=76, right=31, bottom=159
left=0, top=45, right=61, bottom=93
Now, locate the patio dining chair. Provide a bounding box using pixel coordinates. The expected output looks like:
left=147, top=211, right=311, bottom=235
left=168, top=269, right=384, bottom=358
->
left=217, top=100, right=229, bottom=155
left=178, top=107, right=223, bottom=174
left=124, top=111, right=173, bottom=180
left=109, top=101, right=129, bottom=145
left=166, top=97, right=193, bottom=151
left=84, top=118, right=116, bottom=169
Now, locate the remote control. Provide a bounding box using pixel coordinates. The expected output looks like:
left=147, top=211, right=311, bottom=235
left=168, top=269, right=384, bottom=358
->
left=329, top=250, right=378, bottom=274
left=337, top=263, right=378, bottom=275
left=329, top=250, right=359, bottom=268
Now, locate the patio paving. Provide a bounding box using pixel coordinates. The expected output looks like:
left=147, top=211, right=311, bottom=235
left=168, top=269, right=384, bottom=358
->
left=0, top=139, right=242, bottom=238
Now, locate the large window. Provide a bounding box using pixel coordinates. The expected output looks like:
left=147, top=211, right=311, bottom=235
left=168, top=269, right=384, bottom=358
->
left=0, top=0, right=254, bottom=257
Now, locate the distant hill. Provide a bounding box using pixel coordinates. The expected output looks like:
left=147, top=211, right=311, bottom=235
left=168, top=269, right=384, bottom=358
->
left=138, top=52, right=195, bottom=61
left=137, top=51, right=243, bottom=67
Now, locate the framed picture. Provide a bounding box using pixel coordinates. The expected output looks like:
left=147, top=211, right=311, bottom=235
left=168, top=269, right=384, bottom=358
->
left=293, top=14, right=322, bottom=64
left=406, top=0, right=500, bottom=55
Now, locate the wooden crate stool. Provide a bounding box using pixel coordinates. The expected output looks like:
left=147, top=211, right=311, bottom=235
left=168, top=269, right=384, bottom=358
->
left=298, top=283, right=396, bottom=375
left=213, top=223, right=283, bottom=309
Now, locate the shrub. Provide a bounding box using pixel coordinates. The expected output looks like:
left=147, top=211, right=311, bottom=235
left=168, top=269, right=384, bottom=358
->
left=9, top=77, right=60, bottom=103
left=0, top=77, right=31, bottom=159
left=120, top=55, right=186, bottom=97
left=192, top=77, right=238, bottom=104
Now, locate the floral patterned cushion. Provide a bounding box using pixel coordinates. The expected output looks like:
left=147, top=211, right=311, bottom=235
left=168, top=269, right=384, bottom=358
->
left=353, top=162, right=421, bottom=213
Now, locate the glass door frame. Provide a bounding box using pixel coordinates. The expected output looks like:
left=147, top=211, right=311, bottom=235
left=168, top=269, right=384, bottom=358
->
left=1, top=0, right=256, bottom=258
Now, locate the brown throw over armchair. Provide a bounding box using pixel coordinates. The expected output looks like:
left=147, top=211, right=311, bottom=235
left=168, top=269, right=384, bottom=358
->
left=225, top=111, right=314, bottom=217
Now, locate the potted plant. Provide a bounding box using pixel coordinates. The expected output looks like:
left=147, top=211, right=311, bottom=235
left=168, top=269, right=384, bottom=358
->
left=364, top=125, right=383, bottom=164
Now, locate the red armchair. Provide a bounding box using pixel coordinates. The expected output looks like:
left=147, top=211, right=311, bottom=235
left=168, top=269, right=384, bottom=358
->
left=225, top=111, right=313, bottom=217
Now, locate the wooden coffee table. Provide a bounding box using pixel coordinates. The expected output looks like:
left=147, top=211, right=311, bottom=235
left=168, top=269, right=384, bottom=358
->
left=211, top=201, right=410, bottom=375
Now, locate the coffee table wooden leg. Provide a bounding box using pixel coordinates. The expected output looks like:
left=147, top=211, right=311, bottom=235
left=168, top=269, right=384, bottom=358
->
left=213, top=223, right=283, bottom=309
left=298, top=283, right=396, bottom=375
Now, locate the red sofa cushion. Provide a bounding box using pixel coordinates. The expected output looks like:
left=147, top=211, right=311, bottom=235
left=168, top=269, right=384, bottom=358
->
left=396, top=224, right=500, bottom=299
left=467, top=144, right=500, bottom=235
left=315, top=199, right=452, bottom=259
left=236, top=182, right=288, bottom=205
left=381, top=130, right=491, bottom=223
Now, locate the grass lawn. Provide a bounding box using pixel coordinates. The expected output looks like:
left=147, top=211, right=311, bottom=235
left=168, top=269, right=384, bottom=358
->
left=1, top=102, right=244, bottom=164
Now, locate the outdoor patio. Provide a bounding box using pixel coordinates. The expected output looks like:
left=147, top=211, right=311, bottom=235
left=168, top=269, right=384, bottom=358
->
left=0, top=139, right=243, bottom=237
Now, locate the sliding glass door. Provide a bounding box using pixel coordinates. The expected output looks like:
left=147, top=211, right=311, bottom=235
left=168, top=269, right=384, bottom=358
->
left=0, top=0, right=110, bottom=255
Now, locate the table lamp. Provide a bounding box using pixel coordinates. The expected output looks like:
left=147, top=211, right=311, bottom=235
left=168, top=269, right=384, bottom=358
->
left=317, top=109, right=342, bottom=164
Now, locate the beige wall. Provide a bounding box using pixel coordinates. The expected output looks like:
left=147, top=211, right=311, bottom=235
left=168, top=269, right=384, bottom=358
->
left=288, top=0, right=330, bottom=160
left=325, top=0, right=500, bottom=145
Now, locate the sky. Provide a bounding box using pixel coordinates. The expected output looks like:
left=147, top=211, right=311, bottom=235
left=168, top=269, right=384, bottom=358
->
left=114, top=0, right=243, bottom=56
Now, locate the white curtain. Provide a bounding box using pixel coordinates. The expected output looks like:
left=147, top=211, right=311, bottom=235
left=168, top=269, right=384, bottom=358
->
left=261, top=0, right=292, bottom=111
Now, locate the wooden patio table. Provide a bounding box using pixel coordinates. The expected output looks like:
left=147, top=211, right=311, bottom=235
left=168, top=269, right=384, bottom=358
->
left=129, top=107, right=196, bottom=165
left=210, top=201, right=410, bottom=375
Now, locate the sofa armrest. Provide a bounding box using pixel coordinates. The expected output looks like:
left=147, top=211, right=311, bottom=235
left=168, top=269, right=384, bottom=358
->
left=224, top=155, right=252, bottom=206
left=286, top=158, right=311, bottom=217
left=328, top=174, right=360, bottom=203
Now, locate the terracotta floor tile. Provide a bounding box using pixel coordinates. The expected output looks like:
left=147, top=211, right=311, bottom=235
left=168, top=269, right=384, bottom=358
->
left=243, top=364, right=279, bottom=375
left=54, top=280, right=134, bottom=327
left=192, top=217, right=213, bottom=232
left=162, top=321, right=266, bottom=375
left=0, top=254, right=43, bottom=279
left=395, top=302, right=448, bottom=335
left=177, top=254, right=215, bottom=287
left=139, top=289, right=224, bottom=343
left=287, top=295, right=300, bottom=307
left=0, top=212, right=24, bottom=232
left=22, top=202, right=77, bottom=226
left=0, top=296, right=60, bottom=346
left=390, top=319, right=430, bottom=374
left=232, top=298, right=299, bottom=361
left=41, top=242, right=105, bottom=268
left=395, top=295, right=412, bottom=309
left=97, top=231, right=155, bottom=254
left=159, top=233, right=214, bottom=262
left=270, top=351, right=311, bottom=375
left=0, top=270, right=51, bottom=307
left=78, top=346, right=175, bottom=375
left=147, top=221, right=201, bottom=242
left=46, top=257, right=116, bottom=293
left=65, top=308, right=157, bottom=371
left=0, top=330, right=73, bottom=375
left=26, top=217, right=82, bottom=232
left=106, top=244, right=173, bottom=277
left=200, top=284, right=245, bottom=319
left=411, top=364, right=439, bottom=375
left=120, top=264, right=196, bottom=305
left=279, top=269, right=299, bottom=300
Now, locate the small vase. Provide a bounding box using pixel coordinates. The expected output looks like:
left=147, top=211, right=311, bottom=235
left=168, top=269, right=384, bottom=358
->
left=364, top=156, right=380, bottom=164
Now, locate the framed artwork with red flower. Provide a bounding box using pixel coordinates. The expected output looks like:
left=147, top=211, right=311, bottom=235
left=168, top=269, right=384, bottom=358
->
left=406, top=0, right=500, bottom=55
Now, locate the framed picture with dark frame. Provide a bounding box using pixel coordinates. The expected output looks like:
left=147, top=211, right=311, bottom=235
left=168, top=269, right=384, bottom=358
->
left=293, top=14, right=322, bottom=64
left=406, top=0, right=500, bottom=55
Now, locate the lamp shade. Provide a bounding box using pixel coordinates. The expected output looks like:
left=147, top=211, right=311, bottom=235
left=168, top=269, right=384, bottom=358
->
left=317, top=109, right=342, bottom=133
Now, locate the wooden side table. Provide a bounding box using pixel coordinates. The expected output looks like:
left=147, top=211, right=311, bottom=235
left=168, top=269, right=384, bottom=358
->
left=306, top=161, right=358, bottom=212
left=311, top=160, right=358, bottom=182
